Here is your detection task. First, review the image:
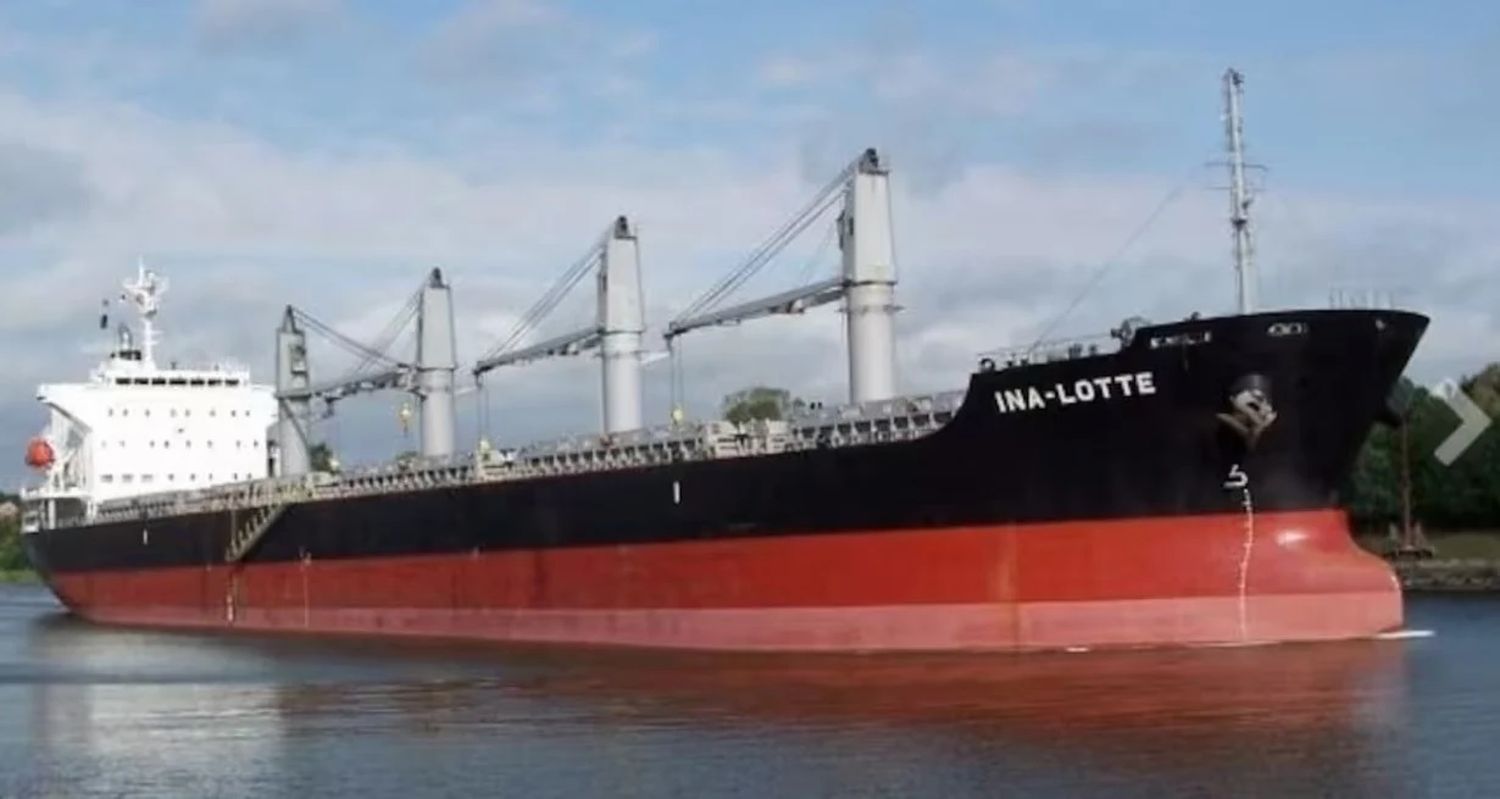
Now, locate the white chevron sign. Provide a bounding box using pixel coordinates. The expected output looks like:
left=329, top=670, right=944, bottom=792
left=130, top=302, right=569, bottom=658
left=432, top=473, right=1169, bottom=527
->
left=1431, top=379, right=1493, bottom=466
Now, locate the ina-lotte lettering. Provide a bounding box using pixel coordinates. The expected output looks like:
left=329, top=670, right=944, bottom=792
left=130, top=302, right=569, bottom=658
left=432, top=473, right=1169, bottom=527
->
left=993, top=371, right=1157, bottom=414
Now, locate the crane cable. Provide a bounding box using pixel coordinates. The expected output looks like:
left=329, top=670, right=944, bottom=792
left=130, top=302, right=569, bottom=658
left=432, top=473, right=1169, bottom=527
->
left=479, top=225, right=613, bottom=363
left=290, top=307, right=407, bottom=368
left=672, top=155, right=857, bottom=325
left=1025, top=167, right=1199, bottom=353
left=341, top=285, right=422, bottom=379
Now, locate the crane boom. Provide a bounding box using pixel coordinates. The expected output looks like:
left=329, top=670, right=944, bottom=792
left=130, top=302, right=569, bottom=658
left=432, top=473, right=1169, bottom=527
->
left=276, top=365, right=408, bottom=402
left=665, top=277, right=844, bottom=340
left=473, top=326, right=602, bottom=375
left=662, top=147, right=898, bottom=406
left=272, top=269, right=458, bottom=474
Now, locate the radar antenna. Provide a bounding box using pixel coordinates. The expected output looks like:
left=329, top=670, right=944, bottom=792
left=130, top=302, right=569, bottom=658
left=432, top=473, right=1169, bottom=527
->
left=121, top=259, right=168, bottom=366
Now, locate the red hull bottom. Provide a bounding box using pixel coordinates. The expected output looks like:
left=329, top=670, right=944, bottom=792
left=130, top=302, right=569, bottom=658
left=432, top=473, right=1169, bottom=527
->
left=43, top=509, right=1402, bottom=652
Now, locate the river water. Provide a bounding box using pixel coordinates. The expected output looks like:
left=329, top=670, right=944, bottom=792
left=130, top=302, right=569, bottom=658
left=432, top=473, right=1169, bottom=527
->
left=0, top=584, right=1495, bottom=798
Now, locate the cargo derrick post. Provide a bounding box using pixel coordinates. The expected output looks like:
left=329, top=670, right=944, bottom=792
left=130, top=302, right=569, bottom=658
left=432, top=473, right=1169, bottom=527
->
left=416, top=270, right=458, bottom=458
left=473, top=216, right=647, bottom=436
left=273, top=268, right=457, bottom=474
left=665, top=147, right=899, bottom=409
left=274, top=308, right=312, bottom=475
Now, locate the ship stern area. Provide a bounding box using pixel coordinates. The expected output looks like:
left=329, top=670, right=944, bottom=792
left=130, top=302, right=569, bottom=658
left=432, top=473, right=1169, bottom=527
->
left=948, top=308, right=1427, bottom=652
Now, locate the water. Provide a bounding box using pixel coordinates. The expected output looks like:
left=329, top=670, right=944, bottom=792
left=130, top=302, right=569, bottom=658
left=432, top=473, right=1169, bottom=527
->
left=1, top=585, right=1496, bottom=798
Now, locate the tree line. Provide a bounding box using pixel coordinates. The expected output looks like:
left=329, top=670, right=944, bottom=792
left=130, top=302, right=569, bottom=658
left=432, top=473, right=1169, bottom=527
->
left=0, top=493, right=24, bottom=572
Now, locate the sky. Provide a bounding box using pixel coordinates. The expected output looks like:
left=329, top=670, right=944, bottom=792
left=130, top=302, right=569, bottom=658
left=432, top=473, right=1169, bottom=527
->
left=1, top=0, right=1497, bottom=485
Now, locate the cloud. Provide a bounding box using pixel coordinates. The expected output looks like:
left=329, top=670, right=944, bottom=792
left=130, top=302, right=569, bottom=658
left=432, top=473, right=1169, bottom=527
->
left=0, top=10, right=1496, bottom=486
left=2, top=77, right=1496, bottom=482
left=420, top=0, right=564, bottom=78
left=0, top=141, right=91, bottom=236
left=194, top=0, right=343, bottom=52
left=416, top=0, right=652, bottom=106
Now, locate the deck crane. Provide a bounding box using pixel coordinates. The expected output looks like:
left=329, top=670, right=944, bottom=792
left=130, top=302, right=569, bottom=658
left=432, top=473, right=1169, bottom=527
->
left=472, top=216, right=646, bottom=435
left=274, top=268, right=457, bottom=476
left=665, top=148, right=898, bottom=407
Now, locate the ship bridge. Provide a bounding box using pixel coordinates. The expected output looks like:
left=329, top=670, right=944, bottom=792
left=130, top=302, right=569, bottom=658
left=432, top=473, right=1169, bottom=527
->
left=23, top=264, right=276, bottom=528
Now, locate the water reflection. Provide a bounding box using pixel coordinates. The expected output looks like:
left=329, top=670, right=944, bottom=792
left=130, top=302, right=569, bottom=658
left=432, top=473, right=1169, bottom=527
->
left=5, top=594, right=1421, bottom=798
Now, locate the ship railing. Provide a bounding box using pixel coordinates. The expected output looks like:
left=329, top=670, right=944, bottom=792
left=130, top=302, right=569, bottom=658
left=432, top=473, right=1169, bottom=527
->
left=489, top=422, right=738, bottom=479
left=316, top=458, right=475, bottom=500
left=92, top=473, right=325, bottom=523
left=469, top=391, right=964, bottom=481
left=783, top=390, right=965, bottom=450
left=979, top=334, right=1117, bottom=370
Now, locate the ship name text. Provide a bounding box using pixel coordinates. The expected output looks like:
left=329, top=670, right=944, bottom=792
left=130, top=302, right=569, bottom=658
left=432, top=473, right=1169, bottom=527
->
left=993, top=371, right=1157, bottom=414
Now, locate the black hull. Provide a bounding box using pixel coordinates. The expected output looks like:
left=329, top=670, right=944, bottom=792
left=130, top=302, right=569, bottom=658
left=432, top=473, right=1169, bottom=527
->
left=27, top=308, right=1426, bottom=576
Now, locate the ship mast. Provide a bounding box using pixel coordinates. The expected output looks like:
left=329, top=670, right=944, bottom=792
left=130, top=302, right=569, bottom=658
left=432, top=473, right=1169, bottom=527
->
left=1223, top=68, right=1256, bottom=315
left=121, top=259, right=167, bottom=366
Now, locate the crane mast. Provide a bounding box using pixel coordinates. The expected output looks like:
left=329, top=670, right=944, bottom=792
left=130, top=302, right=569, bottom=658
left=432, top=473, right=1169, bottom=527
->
left=666, top=148, right=899, bottom=405
left=274, top=307, right=312, bottom=476
left=416, top=269, right=457, bottom=458
left=274, top=268, right=457, bottom=475
left=472, top=217, right=647, bottom=435
left=598, top=217, right=645, bottom=433
left=841, top=150, right=898, bottom=402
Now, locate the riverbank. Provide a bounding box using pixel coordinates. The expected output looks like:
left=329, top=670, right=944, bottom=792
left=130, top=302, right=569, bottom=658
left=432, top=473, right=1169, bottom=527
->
left=1359, top=531, right=1500, bottom=591
left=0, top=570, right=38, bottom=584
left=1393, top=560, right=1500, bottom=592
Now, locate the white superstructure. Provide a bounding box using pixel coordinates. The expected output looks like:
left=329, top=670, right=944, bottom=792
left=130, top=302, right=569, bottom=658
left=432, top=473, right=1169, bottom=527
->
left=23, top=265, right=275, bottom=527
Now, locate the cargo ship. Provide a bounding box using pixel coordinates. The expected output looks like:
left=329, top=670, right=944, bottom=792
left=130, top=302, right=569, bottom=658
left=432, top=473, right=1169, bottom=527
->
left=19, top=71, right=1426, bottom=651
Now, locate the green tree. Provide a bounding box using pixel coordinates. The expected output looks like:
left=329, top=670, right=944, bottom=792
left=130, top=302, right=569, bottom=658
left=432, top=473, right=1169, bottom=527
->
left=0, top=492, right=27, bottom=572
left=309, top=442, right=336, bottom=472
left=722, top=386, right=804, bottom=425
left=1345, top=364, right=1500, bottom=533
